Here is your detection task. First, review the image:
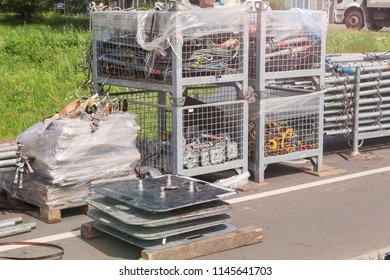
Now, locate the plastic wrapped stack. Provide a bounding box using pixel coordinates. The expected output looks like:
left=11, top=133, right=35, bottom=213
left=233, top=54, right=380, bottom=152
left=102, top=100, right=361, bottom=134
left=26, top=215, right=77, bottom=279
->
left=2, top=109, right=141, bottom=209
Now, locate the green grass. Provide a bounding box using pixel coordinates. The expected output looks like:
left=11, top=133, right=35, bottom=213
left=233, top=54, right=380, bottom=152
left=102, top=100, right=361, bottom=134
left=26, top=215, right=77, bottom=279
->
left=0, top=13, right=91, bottom=141
left=1, top=13, right=390, bottom=141
left=326, top=27, right=390, bottom=54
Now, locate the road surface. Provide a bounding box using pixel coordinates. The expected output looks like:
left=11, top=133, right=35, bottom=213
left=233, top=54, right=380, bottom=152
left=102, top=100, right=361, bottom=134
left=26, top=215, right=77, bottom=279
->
left=0, top=135, right=390, bottom=260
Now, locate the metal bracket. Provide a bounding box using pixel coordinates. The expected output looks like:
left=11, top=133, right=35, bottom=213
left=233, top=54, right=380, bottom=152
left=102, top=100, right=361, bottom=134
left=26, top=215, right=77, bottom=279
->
left=253, top=1, right=269, bottom=11
left=168, top=0, right=181, bottom=11
left=170, top=97, right=186, bottom=106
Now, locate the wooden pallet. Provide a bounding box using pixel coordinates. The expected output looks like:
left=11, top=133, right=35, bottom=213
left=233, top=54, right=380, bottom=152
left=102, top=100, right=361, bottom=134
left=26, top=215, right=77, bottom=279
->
left=34, top=203, right=91, bottom=224
left=236, top=181, right=269, bottom=192
left=0, top=189, right=91, bottom=223
left=0, top=175, right=141, bottom=224
left=81, top=221, right=263, bottom=260
left=339, top=151, right=383, bottom=161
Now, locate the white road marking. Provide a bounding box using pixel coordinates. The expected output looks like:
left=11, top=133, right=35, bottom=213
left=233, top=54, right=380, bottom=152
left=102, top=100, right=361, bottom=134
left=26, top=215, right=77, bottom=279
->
left=1, top=165, right=390, bottom=252
left=226, top=165, right=390, bottom=204
left=0, top=230, right=80, bottom=253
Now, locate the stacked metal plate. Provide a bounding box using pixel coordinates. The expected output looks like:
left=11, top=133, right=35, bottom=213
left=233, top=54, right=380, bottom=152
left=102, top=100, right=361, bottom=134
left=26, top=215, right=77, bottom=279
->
left=86, top=174, right=236, bottom=250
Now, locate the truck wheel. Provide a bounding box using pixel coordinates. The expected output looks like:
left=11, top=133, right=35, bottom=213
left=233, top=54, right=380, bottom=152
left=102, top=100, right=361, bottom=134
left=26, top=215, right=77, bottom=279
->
left=345, top=10, right=364, bottom=30
left=367, top=24, right=384, bottom=31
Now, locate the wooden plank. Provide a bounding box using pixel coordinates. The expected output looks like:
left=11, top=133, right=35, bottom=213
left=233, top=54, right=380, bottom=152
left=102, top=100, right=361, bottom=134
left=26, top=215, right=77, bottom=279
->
left=296, top=164, right=346, bottom=177
left=339, top=152, right=383, bottom=161
left=27, top=204, right=92, bottom=224
left=81, top=221, right=104, bottom=239
left=40, top=208, right=61, bottom=224
left=237, top=182, right=269, bottom=192
left=140, top=226, right=263, bottom=260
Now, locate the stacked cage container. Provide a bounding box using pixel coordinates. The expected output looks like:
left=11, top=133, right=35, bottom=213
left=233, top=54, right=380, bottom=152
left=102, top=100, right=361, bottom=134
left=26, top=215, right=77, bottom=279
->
left=248, top=4, right=328, bottom=182
left=91, top=5, right=250, bottom=177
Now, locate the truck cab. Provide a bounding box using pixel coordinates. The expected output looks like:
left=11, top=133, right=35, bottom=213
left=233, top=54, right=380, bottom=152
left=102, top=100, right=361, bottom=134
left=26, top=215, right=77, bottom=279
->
left=334, top=0, right=390, bottom=31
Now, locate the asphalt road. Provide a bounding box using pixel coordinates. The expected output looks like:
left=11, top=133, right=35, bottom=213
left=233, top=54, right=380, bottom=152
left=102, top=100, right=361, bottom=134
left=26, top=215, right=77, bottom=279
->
left=1, top=135, right=390, bottom=260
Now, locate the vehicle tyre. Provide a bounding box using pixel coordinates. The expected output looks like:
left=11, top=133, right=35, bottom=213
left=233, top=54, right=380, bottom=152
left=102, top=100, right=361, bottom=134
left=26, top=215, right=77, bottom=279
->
left=345, top=10, right=364, bottom=30
left=367, top=23, right=384, bottom=31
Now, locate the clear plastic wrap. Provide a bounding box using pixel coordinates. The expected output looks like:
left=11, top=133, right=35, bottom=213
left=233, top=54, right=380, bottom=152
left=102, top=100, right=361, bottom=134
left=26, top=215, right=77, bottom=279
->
left=213, top=171, right=250, bottom=189
left=285, top=8, right=328, bottom=38
left=16, top=112, right=140, bottom=186
left=135, top=5, right=251, bottom=51
left=1, top=173, right=90, bottom=209
left=92, top=4, right=249, bottom=84
left=92, top=3, right=250, bottom=51
left=1, top=112, right=141, bottom=209
left=248, top=87, right=323, bottom=159
left=249, top=89, right=325, bottom=121
left=248, top=7, right=327, bottom=79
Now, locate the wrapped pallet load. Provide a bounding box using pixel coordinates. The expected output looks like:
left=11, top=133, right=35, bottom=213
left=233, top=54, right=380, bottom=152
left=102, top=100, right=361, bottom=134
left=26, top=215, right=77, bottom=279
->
left=1, top=96, right=141, bottom=209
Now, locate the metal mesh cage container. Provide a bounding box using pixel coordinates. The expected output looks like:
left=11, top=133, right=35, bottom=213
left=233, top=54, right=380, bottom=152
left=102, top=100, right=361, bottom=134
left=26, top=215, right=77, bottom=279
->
left=116, top=85, right=248, bottom=177
left=248, top=8, right=327, bottom=89
left=92, top=8, right=249, bottom=92
left=248, top=87, right=323, bottom=182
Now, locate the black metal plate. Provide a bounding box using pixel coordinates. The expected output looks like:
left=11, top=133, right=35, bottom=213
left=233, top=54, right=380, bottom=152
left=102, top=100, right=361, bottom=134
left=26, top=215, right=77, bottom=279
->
left=93, top=221, right=237, bottom=250
left=85, top=196, right=231, bottom=227
left=88, top=208, right=231, bottom=240
left=93, top=175, right=235, bottom=212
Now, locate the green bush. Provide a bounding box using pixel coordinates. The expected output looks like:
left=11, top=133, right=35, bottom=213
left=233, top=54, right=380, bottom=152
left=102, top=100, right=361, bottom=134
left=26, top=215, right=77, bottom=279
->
left=268, top=0, right=290, bottom=10
left=0, top=0, right=52, bottom=22
left=66, top=0, right=89, bottom=14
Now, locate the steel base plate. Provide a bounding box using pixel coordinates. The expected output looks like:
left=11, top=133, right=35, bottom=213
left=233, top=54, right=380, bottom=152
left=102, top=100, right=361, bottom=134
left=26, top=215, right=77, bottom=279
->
left=87, top=209, right=231, bottom=240
left=85, top=195, right=231, bottom=227
left=93, top=175, right=235, bottom=212
left=93, top=221, right=237, bottom=250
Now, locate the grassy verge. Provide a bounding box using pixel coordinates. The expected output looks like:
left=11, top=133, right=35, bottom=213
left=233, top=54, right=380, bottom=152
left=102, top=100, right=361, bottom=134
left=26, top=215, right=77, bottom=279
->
left=326, top=27, right=390, bottom=54
left=1, top=14, right=390, bottom=141
left=0, top=13, right=91, bottom=141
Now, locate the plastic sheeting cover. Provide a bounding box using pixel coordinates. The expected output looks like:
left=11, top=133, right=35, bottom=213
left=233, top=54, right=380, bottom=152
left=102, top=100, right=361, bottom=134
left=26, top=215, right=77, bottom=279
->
left=16, top=112, right=141, bottom=187
left=249, top=88, right=325, bottom=121
left=92, top=3, right=250, bottom=52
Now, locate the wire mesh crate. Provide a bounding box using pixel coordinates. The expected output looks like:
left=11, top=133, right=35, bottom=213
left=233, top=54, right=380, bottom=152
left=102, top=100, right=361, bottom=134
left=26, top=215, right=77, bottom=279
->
left=248, top=86, right=323, bottom=182
left=92, top=8, right=249, bottom=93
left=248, top=8, right=327, bottom=90
left=115, top=85, right=248, bottom=177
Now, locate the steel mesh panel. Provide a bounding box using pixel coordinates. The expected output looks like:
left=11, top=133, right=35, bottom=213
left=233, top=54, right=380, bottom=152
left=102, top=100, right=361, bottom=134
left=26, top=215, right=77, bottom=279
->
left=249, top=88, right=321, bottom=163
left=182, top=101, right=245, bottom=170
left=119, top=86, right=245, bottom=175
left=92, top=11, right=246, bottom=86
left=181, top=31, right=244, bottom=78
left=187, top=85, right=240, bottom=103
left=120, top=91, right=173, bottom=172
left=249, top=10, right=326, bottom=80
